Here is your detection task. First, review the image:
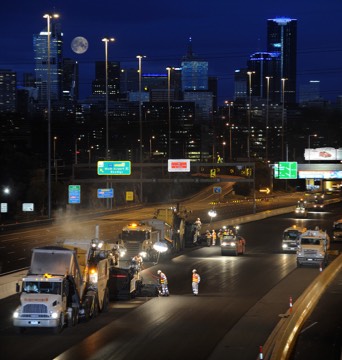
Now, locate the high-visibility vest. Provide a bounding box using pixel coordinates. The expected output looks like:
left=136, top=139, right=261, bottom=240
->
left=160, top=273, right=167, bottom=284
left=192, top=273, right=200, bottom=283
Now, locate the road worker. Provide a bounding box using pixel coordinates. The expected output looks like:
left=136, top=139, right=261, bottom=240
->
left=192, top=269, right=201, bottom=296
left=193, top=218, right=202, bottom=244
left=157, top=270, right=169, bottom=296
left=212, top=229, right=217, bottom=246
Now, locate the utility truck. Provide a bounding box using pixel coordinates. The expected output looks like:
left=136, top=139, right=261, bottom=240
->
left=282, top=225, right=307, bottom=252
left=296, top=227, right=330, bottom=268
left=333, top=219, right=342, bottom=242
left=13, top=227, right=111, bottom=333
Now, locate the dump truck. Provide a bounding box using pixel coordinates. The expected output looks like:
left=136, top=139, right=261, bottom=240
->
left=282, top=225, right=307, bottom=252
left=118, top=219, right=173, bottom=262
left=13, top=227, right=111, bottom=333
left=296, top=227, right=330, bottom=268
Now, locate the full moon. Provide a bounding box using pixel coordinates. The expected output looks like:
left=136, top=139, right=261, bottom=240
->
left=71, top=36, right=89, bottom=54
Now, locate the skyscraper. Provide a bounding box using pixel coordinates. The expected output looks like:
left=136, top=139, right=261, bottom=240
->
left=62, top=58, right=79, bottom=101
left=267, top=18, right=297, bottom=104
left=247, top=52, right=279, bottom=101
left=33, top=21, right=63, bottom=101
left=92, top=61, right=120, bottom=100
left=181, top=37, right=208, bottom=91
left=0, top=69, right=16, bottom=112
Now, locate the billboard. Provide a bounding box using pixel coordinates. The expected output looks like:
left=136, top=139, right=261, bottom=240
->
left=304, top=148, right=342, bottom=161
left=168, top=159, right=190, bottom=172
left=298, top=170, right=342, bottom=179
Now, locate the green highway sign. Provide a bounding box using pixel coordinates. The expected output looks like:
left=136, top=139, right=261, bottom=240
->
left=274, top=162, right=298, bottom=179
left=68, top=185, right=81, bottom=204
left=97, top=161, right=131, bottom=175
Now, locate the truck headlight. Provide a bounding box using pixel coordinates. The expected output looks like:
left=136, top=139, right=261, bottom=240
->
left=230, top=242, right=236, bottom=247
left=13, top=311, right=19, bottom=318
left=282, top=244, right=288, bottom=249
left=139, top=251, right=147, bottom=258
left=51, top=311, right=59, bottom=319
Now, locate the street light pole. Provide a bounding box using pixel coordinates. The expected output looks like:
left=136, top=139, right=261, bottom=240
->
left=88, top=146, right=94, bottom=167
left=149, top=136, right=155, bottom=159
left=137, top=55, right=146, bottom=203
left=43, top=13, right=59, bottom=219
left=281, top=78, right=287, bottom=161
left=166, top=66, right=172, bottom=158
left=102, top=37, right=114, bottom=209
left=308, top=134, right=317, bottom=164
left=247, top=71, right=254, bottom=161
left=265, top=76, right=271, bottom=162
left=53, top=136, right=57, bottom=182
left=74, top=137, right=80, bottom=165
left=102, top=37, right=115, bottom=161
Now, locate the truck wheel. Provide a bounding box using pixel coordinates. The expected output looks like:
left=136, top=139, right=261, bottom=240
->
left=53, top=315, right=64, bottom=334
left=72, top=308, right=79, bottom=326
left=101, top=288, right=109, bottom=313
left=90, top=296, right=99, bottom=319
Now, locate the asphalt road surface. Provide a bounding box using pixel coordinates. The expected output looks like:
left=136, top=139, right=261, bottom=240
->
left=0, top=202, right=341, bottom=360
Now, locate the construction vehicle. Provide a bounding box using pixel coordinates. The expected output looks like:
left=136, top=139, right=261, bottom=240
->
left=296, top=227, right=330, bottom=268
left=220, top=225, right=246, bottom=256
left=13, top=226, right=111, bottom=333
left=153, top=205, right=191, bottom=251
left=118, top=219, right=173, bottom=262
left=333, top=219, right=342, bottom=242
left=282, top=225, right=307, bottom=252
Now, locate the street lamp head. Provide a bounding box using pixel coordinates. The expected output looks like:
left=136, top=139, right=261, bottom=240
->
left=43, top=13, right=59, bottom=19
left=136, top=54, right=146, bottom=59
left=102, top=37, right=115, bottom=43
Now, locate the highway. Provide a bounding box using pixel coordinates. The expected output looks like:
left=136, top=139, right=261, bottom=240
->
left=0, top=197, right=340, bottom=360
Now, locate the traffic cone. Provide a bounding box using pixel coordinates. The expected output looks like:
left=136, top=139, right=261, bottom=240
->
left=259, top=345, right=263, bottom=359
left=289, top=296, right=293, bottom=313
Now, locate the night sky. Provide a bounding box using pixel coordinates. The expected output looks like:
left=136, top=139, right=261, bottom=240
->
left=2, top=0, right=342, bottom=104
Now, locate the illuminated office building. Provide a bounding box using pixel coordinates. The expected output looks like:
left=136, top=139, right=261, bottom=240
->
left=33, top=21, right=63, bottom=101
left=247, top=52, right=279, bottom=101
left=267, top=17, right=297, bottom=104
left=181, top=37, right=208, bottom=91
left=92, top=61, right=120, bottom=100
left=0, top=69, right=16, bottom=112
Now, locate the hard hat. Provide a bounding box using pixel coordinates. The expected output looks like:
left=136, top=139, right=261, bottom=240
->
left=157, top=270, right=162, bottom=274
left=192, top=269, right=197, bottom=273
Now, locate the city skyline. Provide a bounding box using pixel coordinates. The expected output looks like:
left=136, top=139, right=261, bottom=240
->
left=1, top=1, right=342, bottom=104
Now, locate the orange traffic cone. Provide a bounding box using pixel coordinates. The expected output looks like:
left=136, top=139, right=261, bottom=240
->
left=259, top=345, right=263, bottom=359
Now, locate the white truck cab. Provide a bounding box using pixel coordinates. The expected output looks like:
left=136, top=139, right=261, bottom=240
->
left=282, top=225, right=307, bottom=252
left=296, top=227, right=330, bottom=268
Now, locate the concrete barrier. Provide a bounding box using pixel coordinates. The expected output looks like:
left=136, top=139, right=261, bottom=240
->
left=261, top=253, right=342, bottom=360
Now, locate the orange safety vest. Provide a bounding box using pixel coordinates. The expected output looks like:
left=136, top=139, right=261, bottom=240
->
left=160, top=273, right=167, bottom=284
left=192, top=273, right=200, bottom=283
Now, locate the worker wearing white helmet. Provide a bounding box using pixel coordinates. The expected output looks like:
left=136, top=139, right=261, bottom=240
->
left=157, top=270, right=169, bottom=296
left=192, top=269, right=201, bottom=296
